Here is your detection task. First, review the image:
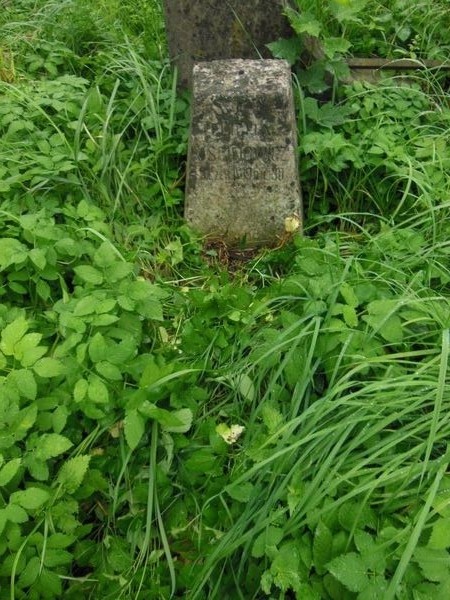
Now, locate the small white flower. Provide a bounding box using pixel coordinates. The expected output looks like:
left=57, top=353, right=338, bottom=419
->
left=216, top=423, right=245, bottom=445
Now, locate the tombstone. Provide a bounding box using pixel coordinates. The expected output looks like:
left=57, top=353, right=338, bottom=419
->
left=163, top=0, right=292, bottom=88
left=185, top=59, right=302, bottom=247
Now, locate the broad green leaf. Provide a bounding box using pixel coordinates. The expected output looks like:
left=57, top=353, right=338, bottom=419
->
left=414, top=546, right=450, bottom=582
left=342, top=305, right=358, bottom=327
left=0, top=239, right=28, bottom=270
left=262, top=404, right=283, bottom=433
left=13, top=332, right=42, bottom=354
left=285, top=8, right=321, bottom=37
left=95, top=361, right=122, bottom=381
left=88, top=376, right=109, bottom=404
left=33, top=357, right=65, bottom=378
left=124, top=409, right=145, bottom=450
left=36, top=570, right=62, bottom=597
left=10, top=487, right=50, bottom=510
left=9, top=369, right=37, bottom=400
left=267, top=37, right=303, bottom=65
left=93, top=242, right=119, bottom=268
left=74, top=378, right=88, bottom=402
left=5, top=503, right=28, bottom=523
left=323, top=37, right=352, bottom=59
left=106, top=262, right=134, bottom=282
left=327, top=553, right=369, bottom=592
left=1, top=317, right=28, bottom=356
left=57, top=455, right=91, bottom=492
left=92, top=314, right=119, bottom=326
left=18, top=345, right=48, bottom=368
left=29, top=248, right=47, bottom=270
left=18, top=556, right=40, bottom=588
left=136, top=298, right=163, bottom=320
left=252, top=526, right=283, bottom=558
left=270, top=541, right=303, bottom=592
left=73, top=295, right=98, bottom=316
left=161, top=408, right=193, bottom=433
left=0, top=458, right=21, bottom=486
left=35, top=434, right=73, bottom=460
left=73, top=265, right=103, bottom=284
left=13, top=404, right=38, bottom=439
left=313, top=521, right=333, bottom=575
left=27, top=457, right=50, bottom=481
left=226, top=481, right=254, bottom=503
left=47, top=533, right=76, bottom=549
left=95, top=298, right=116, bottom=314
left=184, top=449, right=218, bottom=474
left=43, top=549, right=73, bottom=567
left=429, top=518, right=450, bottom=550
left=88, top=332, right=107, bottom=362
left=52, top=406, right=68, bottom=433
left=237, top=374, right=255, bottom=402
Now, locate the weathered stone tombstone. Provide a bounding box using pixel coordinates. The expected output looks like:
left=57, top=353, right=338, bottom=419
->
left=163, top=0, right=292, bottom=88
left=185, top=59, right=302, bottom=246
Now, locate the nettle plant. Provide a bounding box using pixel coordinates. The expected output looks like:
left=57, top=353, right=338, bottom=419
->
left=0, top=200, right=203, bottom=598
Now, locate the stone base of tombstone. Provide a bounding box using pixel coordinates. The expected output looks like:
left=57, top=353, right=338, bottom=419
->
left=185, top=59, right=303, bottom=247
left=163, top=0, right=292, bottom=89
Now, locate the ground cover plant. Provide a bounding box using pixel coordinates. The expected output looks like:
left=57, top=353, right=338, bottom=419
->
left=1, top=0, right=450, bottom=598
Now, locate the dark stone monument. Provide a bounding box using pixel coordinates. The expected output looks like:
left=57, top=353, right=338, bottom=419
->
left=163, top=0, right=292, bottom=88
left=185, top=59, right=302, bottom=246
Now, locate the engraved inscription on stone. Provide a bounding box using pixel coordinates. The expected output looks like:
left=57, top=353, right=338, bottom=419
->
left=185, top=60, right=303, bottom=246
left=162, top=0, right=292, bottom=88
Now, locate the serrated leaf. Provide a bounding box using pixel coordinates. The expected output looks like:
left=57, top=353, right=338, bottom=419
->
left=285, top=8, right=322, bottom=37
left=43, top=549, right=73, bottom=567
left=18, top=556, right=40, bottom=588
left=88, top=332, right=107, bottom=362
left=73, top=295, right=98, bottom=316
left=57, top=455, right=90, bottom=492
left=88, top=376, right=109, bottom=403
left=73, top=265, right=103, bottom=284
left=161, top=408, right=193, bottom=433
left=0, top=238, right=28, bottom=270
left=10, top=487, right=50, bottom=510
left=95, top=361, right=122, bottom=381
left=74, top=378, right=88, bottom=402
left=327, top=553, right=369, bottom=593
left=267, top=37, right=303, bottom=65
left=226, top=481, right=254, bottom=503
left=429, top=518, right=450, bottom=550
left=0, top=458, right=21, bottom=486
left=252, top=526, right=284, bottom=558
left=33, top=357, right=65, bottom=378
left=415, top=546, right=450, bottom=582
left=342, top=304, right=358, bottom=327
left=124, top=409, right=145, bottom=450
left=313, top=521, right=333, bottom=574
left=1, top=317, right=28, bottom=356
left=261, top=404, right=284, bottom=433
left=5, top=503, right=28, bottom=523
left=29, top=248, right=47, bottom=270
left=9, top=368, right=37, bottom=400
left=271, top=541, right=302, bottom=592
left=34, top=434, right=73, bottom=460
left=47, top=533, right=75, bottom=549
left=323, top=37, right=351, bottom=59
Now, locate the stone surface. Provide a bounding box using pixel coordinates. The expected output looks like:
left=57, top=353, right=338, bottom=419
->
left=185, top=59, right=302, bottom=246
left=163, top=0, right=292, bottom=88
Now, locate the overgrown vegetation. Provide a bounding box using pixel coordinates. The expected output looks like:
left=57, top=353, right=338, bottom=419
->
left=1, top=0, right=450, bottom=598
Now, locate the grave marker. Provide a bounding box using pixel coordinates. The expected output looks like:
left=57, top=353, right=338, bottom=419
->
left=185, top=59, right=302, bottom=246
left=163, top=0, right=292, bottom=88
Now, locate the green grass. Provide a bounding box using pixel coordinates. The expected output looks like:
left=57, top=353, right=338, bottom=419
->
left=1, top=1, right=450, bottom=598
